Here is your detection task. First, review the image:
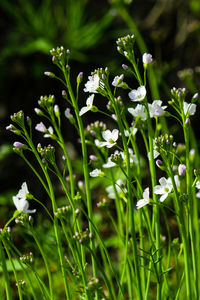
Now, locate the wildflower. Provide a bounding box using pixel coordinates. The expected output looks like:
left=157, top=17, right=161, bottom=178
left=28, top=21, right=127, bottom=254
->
left=79, top=94, right=95, bottom=116
left=196, top=181, right=200, bottom=198
left=154, top=177, right=173, bottom=202
left=147, top=149, right=160, bottom=161
left=44, top=126, right=54, bottom=138
left=128, top=104, right=146, bottom=121
left=95, top=129, right=119, bottom=148
left=112, top=74, right=124, bottom=87
left=128, top=86, right=146, bottom=102
left=13, top=182, right=36, bottom=214
left=142, top=53, right=153, bottom=64
left=103, top=156, right=116, bottom=168
left=84, top=74, right=100, bottom=93
left=124, top=126, right=138, bottom=137
left=64, top=108, right=73, bottom=119
left=178, top=164, right=186, bottom=176
left=89, top=169, right=104, bottom=177
left=136, top=187, right=150, bottom=209
left=35, top=122, right=46, bottom=133
left=13, top=142, right=24, bottom=149
left=183, top=102, right=196, bottom=116
left=106, top=180, right=127, bottom=199
left=148, top=100, right=167, bottom=117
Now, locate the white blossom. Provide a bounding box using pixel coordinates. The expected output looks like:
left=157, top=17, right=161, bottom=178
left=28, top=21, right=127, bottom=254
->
left=128, top=86, right=146, bottom=102
left=124, top=127, right=138, bottom=137
left=142, top=53, right=153, bottom=64
left=112, top=74, right=124, bottom=87
left=79, top=94, right=95, bottom=116
left=154, top=176, right=179, bottom=202
left=95, top=129, right=119, bottom=148
left=84, top=74, right=100, bottom=93
left=106, top=180, right=127, bottom=199
left=128, top=104, right=146, bottom=121
left=13, top=182, right=36, bottom=214
left=154, top=177, right=173, bottom=202
left=103, top=157, right=116, bottom=168
left=89, top=169, right=104, bottom=177
left=148, top=100, right=167, bottom=117
left=35, top=122, right=47, bottom=133
left=44, top=126, right=54, bottom=138
left=136, top=187, right=150, bottom=209
left=64, top=108, right=73, bottom=119
left=183, top=102, right=196, bottom=116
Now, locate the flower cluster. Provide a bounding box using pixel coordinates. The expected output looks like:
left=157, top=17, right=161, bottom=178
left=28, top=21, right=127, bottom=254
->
left=73, top=228, right=93, bottom=245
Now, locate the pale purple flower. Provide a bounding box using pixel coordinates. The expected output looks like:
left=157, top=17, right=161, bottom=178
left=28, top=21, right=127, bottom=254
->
left=148, top=100, right=167, bottom=117
left=128, top=104, right=146, bottom=121
left=13, top=142, right=24, bottom=149
left=178, top=164, right=186, bottom=176
left=142, top=53, right=153, bottom=64
left=112, top=74, right=124, bottom=87
left=35, top=122, right=46, bottom=133
left=128, top=86, right=146, bottom=102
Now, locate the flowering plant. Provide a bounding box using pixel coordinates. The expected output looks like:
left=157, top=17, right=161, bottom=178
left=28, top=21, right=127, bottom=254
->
left=2, top=35, right=199, bottom=300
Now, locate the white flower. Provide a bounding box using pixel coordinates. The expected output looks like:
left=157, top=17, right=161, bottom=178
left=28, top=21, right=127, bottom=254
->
left=121, top=148, right=138, bottom=164
left=147, top=149, right=160, bottom=161
left=196, top=181, right=200, bottom=189
left=84, top=74, right=100, bottom=93
left=79, top=94, right=95, bottom=116
left=124, top=127, right=138, bottom=137
left=64, top=108, right=73, bottom=119
left=183, top=102, right=196, bottom=116
left=35, top=122, right=47, bottom=133
left=103, top=156, right=116, bottom=168
left=128, top=86, right=146, bottom=102
left=44, top=126, right=54, bottom=138
left=196, top=181, right=200, bottom=198
left=154, top=177, right=173, bottom=202
left=106, top=179, right=127, bottom=199
left=95, top=129, right=119, bottom=148
left=136, top=187, right=150, bottom=209
left=13, top=182, right=36, bottom=214
left=89, top=169, right=104, bottom=177
left=112, top=74, right=124, bottom=87
left=142, top=53, right=153, bottom=64
left=128, top=104, right=146, bottom=121
left=148, top=100, right=167, bottom=117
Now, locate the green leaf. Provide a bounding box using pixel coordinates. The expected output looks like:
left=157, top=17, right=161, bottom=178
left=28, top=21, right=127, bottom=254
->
left=0, top=259, right=25, bottom=272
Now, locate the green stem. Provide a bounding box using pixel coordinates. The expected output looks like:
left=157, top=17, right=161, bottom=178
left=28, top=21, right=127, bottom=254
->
left=183, top=123, right=198, bottom=299
left=62, top=67, right=99, bottom=298
left=30, top=227, right=54, bottom=300
left=0, top=241, right=12, bottom=300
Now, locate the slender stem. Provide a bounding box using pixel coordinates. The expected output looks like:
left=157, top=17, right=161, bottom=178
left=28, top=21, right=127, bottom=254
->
left=30, top=226, right=54, bottom=300
left=0, top=241, right=12, bottom=300
left=62, top=69, right=99, bottom=299
left=183, top=122, right=198, bottom=299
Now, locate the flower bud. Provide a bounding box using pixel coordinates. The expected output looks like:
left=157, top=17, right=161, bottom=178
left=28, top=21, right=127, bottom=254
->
left=178, top=164, right=186, bottom=176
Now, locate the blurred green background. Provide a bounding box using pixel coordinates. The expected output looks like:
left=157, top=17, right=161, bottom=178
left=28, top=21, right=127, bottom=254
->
left=1, top=0, right=200, bottom=224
